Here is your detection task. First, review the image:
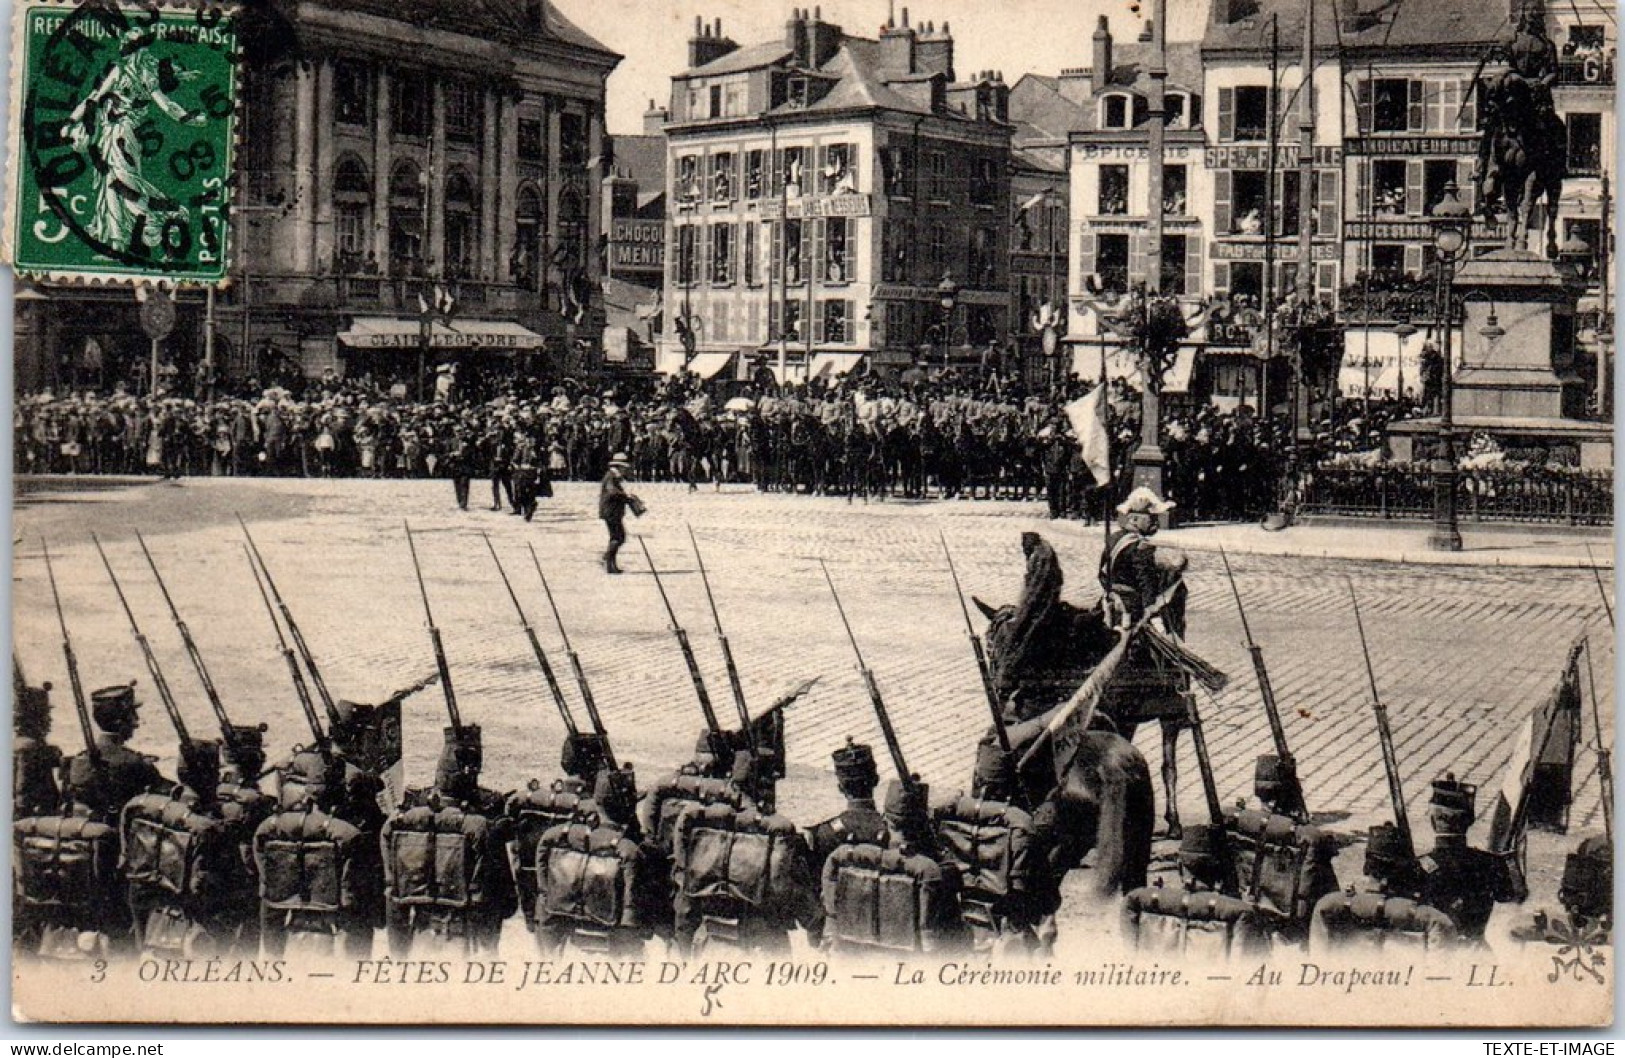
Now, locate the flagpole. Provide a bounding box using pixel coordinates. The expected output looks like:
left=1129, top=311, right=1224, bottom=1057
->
left=1101, top=341, right=1111, bottom=546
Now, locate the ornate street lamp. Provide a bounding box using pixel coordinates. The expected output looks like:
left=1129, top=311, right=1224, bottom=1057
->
left=1428, top=180, right=1471, bottom=552
left=936, top=272, right=960, bottom=370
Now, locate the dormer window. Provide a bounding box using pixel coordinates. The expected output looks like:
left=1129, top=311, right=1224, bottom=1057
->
left=1166, top=92, right=1200, bottom=128
left=1102, top=93, right=1131, bottom=129
left=788, top=76, right=811, bottom=109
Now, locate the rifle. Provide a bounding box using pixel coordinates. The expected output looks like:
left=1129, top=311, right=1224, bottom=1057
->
left=637, top=536, right=723, bottom=738
left=1347, top=578, right=1412, bottom=855
left=404, top=522, right=462, bottom=736
left=41, top=540, right=98, bottom=769
left=92, top=534, right=192, bottom=748
left=939, top=532, right=1011, bottom=755
left=137, top=531, right=263, bottom=767
left=1584, top=544, right=1613, bottom=629
left=529, top=544, right=617, bottom=769
left=483, top=533, right=580, bottom=737
left=244, top=544, right=328, bottom=752
left=1219, top=546, right=1309, bottom=822
left=238, top=516, right=342, bottom=731
left=687, top=526, right=755, bottom=751
left=820, top=560, right=915, bottom=789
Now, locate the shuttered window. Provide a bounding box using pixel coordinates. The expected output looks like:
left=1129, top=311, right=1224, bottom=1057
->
left=1213, top=170, right=1232, bottom=234
left=1217, top=86, right=1235, bottom=141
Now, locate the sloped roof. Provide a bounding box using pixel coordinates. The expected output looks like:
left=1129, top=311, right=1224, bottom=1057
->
left=1009, top=73, right=1091, bottom=144
left=1203, top=0, right=1504, bottom=54
left=1097, top=40, right=1205, bottom=96
left=610, top=134, right=666, bottom=187
left=689, top=39, right=795, bottom=77
left=325, top=0, right=619, bottom=57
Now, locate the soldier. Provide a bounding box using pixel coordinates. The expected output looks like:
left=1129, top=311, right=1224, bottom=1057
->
left=63, top=684, right=168, bottom=817
left=1122, top=824, right=1269, bottom=959
left=444, top=426, right=473, bottom=511
left=382, top=725, right=517, bottom=955
left=12, top=672, right=62, bottom=819
left=512, top=434, right=541, bottom=522
left=598, top=452, right=640, bottom=575
left=1512, top=835, right=1611, bottom=945
left=1419, top=774, right=1521, bottom=943
left=640, top=729, right=749, bottom=854
left=804, top=739, right=887, bottom=877
left=1310, top=823, right=1457, bottom=953
left=507, top=731, right=614, bottom=931
left=1223, top=755, right=1341, bottom=943
left=482, top=422, right=513, bottom=512
left=121, top=739, right=255, bottom=956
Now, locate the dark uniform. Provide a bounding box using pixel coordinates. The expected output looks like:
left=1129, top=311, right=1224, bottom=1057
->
left=444, top=429, right=473, bottom=510
left=598, top=455, right=638, bottom=574
left=1419, top=776, right=1520, bottom=943
left=1122, top=825, right=1270, bottom=959
left=13, top=677, right=62, bottom=819
left=804, top=740, right=888, bottom=876
left=62, top=685, right=169, bottom=820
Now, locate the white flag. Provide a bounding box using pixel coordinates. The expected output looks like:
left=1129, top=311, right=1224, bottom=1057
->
left=1017, top=191, right=1048, bottom=214
left=1065, top=387, right=1112, bottom=487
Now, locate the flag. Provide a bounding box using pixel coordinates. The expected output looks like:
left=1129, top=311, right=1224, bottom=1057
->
left=417, top=292, right=430, bottom=316
left=1017, top=191, right=1048, bottom=214
left=1065, top=387, right=1112, bottom=487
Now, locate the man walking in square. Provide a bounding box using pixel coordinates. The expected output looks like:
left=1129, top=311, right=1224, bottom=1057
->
left=599, top=452, right=641, bottom=575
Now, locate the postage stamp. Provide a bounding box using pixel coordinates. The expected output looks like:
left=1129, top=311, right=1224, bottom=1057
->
left=5, top=0, right=238, bottom=283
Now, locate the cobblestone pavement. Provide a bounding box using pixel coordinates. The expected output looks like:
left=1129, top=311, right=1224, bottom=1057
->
left=12, top=477, right=1614, bottom=952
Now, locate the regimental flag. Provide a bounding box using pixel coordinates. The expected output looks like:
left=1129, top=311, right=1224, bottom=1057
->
left=1487, top=638, right=1587, bottom=896
left=1065, top=387, right=1113, bottom=487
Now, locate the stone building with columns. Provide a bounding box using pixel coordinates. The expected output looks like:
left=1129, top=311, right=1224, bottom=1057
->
left=15, top=0, right=621, bottom=395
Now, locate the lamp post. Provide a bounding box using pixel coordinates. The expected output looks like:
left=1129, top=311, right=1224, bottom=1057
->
left=937, top=272, right=959, bottom=371
left=1428, top=180, right=1470, bottom=552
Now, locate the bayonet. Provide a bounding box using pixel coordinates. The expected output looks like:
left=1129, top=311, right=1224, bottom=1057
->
left=93, top=534, right=192, bottom=748
left=238, top=516, right=342, bottom=730
left=637, top=536, right=723, bottom=737
left=1220, top=546, right=1308, bottom=822
left=41, top=540, right=97, bottom=768
left=1347, top=578, right=1412, bottom=854
left=244, top=544, right=327, bottom=752
left=688, top=526, right=755, bottom=751
left=483, top=533, right=580, bottom=736
left=404, top=522, right=462, bottom=735
left=821, top=560, right=914, bottom=788
left=940, top=532, right=1012, bottom=755
left=530, top=544, right=617, bottom=768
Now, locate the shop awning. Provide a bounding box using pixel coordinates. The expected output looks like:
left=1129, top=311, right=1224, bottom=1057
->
left=660, top=351, right=735, bottom=379
left=338, top=317, right=545, bottom=351
left=810, top=353, right=864, bottom=379
left=1160, top=347, right=1199, bottom=394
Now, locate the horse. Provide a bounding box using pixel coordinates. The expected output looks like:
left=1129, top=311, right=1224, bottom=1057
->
left=1476, top=74, right=1566, bottom=256
left=969, top=534, right=1158, bottom=897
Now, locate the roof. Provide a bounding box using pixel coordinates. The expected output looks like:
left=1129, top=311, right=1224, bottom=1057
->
left=323, top=0, right=620, bottom=57
left=689, top=40, right=795, bottom=77
left=1203, top=0, right=1505, bottom=54
left=609, top=134, right=667, bottom=188
left=1009, top=73, right=1091, bottom=144
left=1095, top=39, right=1205, bottom=97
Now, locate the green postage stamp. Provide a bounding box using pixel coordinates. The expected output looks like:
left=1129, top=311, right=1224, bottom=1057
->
left=5, top=0, right=238, bottom=283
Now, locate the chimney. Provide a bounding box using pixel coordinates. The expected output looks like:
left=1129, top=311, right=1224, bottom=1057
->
left=1223, top=0, right=1261, bottom=22
left=806, top=7, right=844, bottom=67
left=786, top=8, right=809, bottom=64
left=643, top=99, right=670, bottom=135
left=1138, top=19, right=1152, bottom=41
left=915, top=18, right=953, bottom=80
left=879, top=16, right=917, bottom=77
left=689, top=15, right=739, bottom=68
left=1092, top=16, right=1113, bottom=88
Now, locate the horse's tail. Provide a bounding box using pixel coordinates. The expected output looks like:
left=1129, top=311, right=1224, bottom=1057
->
left=1068, top=732, right=1155, bottom=897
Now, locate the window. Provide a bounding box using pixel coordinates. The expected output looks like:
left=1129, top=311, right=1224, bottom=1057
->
left=1232, top=171, right=1267, bottom=234
left=927, top=151, right=947, bottom=200
left=676, top=155, right=702, bottom=205
left=1163, top=164, right=1187, bottom=216
left=1098, top=165, right=1129, bottom=215
left=518, top=118, right=544, bottom=162
left=881, top=146, right=913, bottom=197
left=710, top=223, right=734, bottom=284
left=1097, top=233, right=1129, bottom=295
left=446, top=82, right=482, bottom=144
left=513, top=185, right=544, bottom=289
left=824, top=217, right=853, bottom=283
left=1373, top=160, right=1407, bottom=217
left=885, top=302, right=910, bottom=348
left=393, top=75, right=430, bottom=139
left=1165, top=93, right=1187, bottom=128
left=1371, top=243, right=1405, bottom=278
left=929, top=224, right=947, bottom=277
left=743, top=222, right=758, bottom=285
left=745, top=151, right=766, bottom=199
left=443, top=171, right=478, bottom=278
left=771, top=300, right=804, bottom=341
left=723, top=82, right=747, bottom=117
left=560, top=112, right=588, bottom=168
left=677, top=225, right=699, bottom=285
left=968, top=227, right=998, bottom=286
left=1568, top=113, right=1602, bottom=175
left=333, top=158, right=371, bottom=270
left=711, top=153, right=736, bottom=202
left=1102, top=94, right=1130, bottom=129
left=709, top=85, right=722, bottom=119
left=335, top=62, right=370, bottom=127
left=1161, top=235, right=1186, bottom=295
left=1372, top=78, right=1413, bottom=133
left=970, top=156, right=998, bottom=206
left=1280, top=171, right=1301, bottom=236
left=781, top=146, right=810, bottom=196
left=1423, top=160, right=1457, bottom=215
left=819, top=143, right=855, bottom=194
left=784, top=219, right=805, bottom=284
left=882, top=220, right=912, bottom=282
left=822, top=300, right=852, bottom=343
left=1234, top=86, right=1268, bottom=141
left=388, top=161, right=424, bottom=273
left=1230, top=260, right=1263, bottom=301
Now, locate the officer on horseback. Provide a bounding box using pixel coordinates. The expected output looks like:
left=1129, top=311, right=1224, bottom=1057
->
left=1472, top=0, right=1567, bottom=248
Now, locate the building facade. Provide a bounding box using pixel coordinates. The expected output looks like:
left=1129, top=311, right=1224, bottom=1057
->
left=658, top=8, right=1012, bottom=382
left=17, top=0, right=622, bottom=396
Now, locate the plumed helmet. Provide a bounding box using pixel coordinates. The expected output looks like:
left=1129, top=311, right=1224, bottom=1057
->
left=561, top=732, right=610, bottom=781
left=1428, top=773, right=1477, bottom=833
left=1559, top=835, right=1612, bottom=921
left=90, top=684, right=139, bottom=732
left=1116, top=486, right=1175, bottom=516
left=832, top=738, right=879, bottom=790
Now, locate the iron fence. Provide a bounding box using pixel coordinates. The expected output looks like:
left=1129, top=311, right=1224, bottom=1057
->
left=1301, top=463, right=1613, bottom=526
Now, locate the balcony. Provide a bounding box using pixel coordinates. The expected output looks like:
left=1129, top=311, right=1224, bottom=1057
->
left=1339, top=278, right=1456, bottom=324
left=1557, top=54, right=1615, bottom=86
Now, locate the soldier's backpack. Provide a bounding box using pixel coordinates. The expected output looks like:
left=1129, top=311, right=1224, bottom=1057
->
left=673, top=803, right=803, bottom=946
left=1122, top=884, right=1269, bottom=960
left=382, top=802, right=498, bottom=920
left=13, top=738, right=62, bottom=820
left=933, top=796, right=1038, bottom=912
left=507, top=780, right=593, bottom=928
left=821, top=843, right=953, bottom=955
left=1228, top=809, right=1340, bottom=931
left=1310, top=891, right=1459, bottom=953
left=646, top=774, right=747, bottom=853
left=15, top=813, right=120, bottom=917
left=536, top=818, right=644, bottom=946
left=254, top=807, right=364, bottom=948
left=121, top=792, right=231, bottom=903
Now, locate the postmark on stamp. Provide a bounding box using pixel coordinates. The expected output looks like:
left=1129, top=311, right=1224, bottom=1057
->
left=6, top=0, right=239, bottom=283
